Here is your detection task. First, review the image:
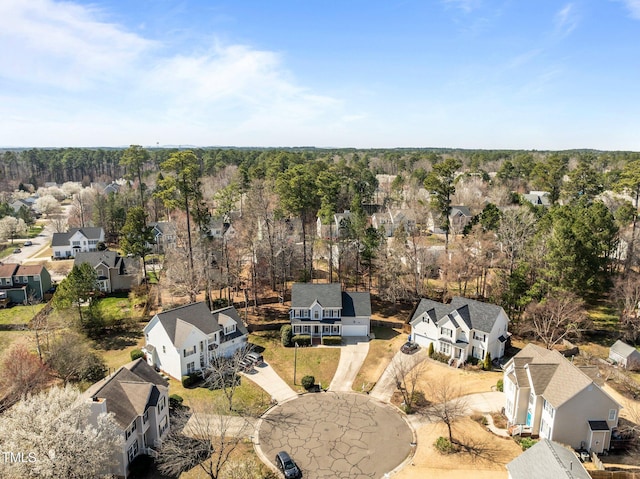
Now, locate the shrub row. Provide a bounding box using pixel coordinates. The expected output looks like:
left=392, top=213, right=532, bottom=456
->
left=291, top=335, right=311, bottom=347
left=181, top=372, right=201, bottom=388
left=321, top=336, right=342, bottom=345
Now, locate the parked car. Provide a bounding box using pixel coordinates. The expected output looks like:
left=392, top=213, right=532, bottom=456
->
left=275, top=451, right=301, bottom=479
left=238, top=358, right=254, bottom=371
left=23, top=241, right=33, bottom=246
left=246, top=351, right=264, bottom=365
left=401, top=341, right=420, bottom=354
left=12, top=248, right=21, bottom=254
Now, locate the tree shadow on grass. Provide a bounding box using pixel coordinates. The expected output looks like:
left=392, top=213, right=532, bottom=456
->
left=92, top=327, right=143, bottom=351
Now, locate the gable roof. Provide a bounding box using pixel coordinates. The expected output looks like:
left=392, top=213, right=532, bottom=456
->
left=450, top=206, right=471, bottom=217
left=410, top=296, right=505, bottom=333
left=51, top=227, right=104, bottom=247
left=150, top=221, right=176, bottom=236
left=0, top=263, right=19, bottom=278
left=610, top=340, right=640, bottom=359
left=511, top=344, right=619, bottom=409
left=74, top=251, right=121, bottom=269
left=341, top=292, right=372, bottom=317
left=291, top=283, right=343, bottom=309
left=506, top=439, right=590, bottom=479
left=15, top=264, right=46, bottom=276
left=153, top=302, right=247, bottom=347
left=84, top=358, right=168, bottom=429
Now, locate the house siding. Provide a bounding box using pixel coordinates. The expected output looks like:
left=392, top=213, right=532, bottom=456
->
left=144, top=318, right=182, bottom=380
left=551, top=387, right=619, bottom=450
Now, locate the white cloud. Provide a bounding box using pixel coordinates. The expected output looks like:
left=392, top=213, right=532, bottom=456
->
left=618, top=0, right=640, bottom=19
left=441, top=0, right=481, bottom=14
left=0, top=0, right=343, bottom=147
left=554, top=3, right=579, bottom=37
left=0, top=0, right=154, bottom=89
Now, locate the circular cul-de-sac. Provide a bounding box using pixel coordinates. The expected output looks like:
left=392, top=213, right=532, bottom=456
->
left=258, top=392, right=414, bottom=479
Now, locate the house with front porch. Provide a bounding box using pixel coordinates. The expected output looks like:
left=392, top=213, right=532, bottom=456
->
left=410, top=296, right=509, bottom=367
left=289, top=283, right=371, bottom=340
left=503, top=343, right=621, bottom=453
left=84, top=358, right=170, bottom=479
left=74, top=251, right=140, bottom=293
left=142, top=303, right=248, bottom=380
left=52, top=227, right=104, bottom=259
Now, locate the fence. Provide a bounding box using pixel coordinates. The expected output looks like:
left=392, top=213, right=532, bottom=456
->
left=590, top=471, right=640, bottom=479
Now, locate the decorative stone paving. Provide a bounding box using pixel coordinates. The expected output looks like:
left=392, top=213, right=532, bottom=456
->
left=257, top=392, right=414, bottom=479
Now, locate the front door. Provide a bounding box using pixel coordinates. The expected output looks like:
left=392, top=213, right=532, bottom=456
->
left=313, top=325, right=319, bottom=335
left=526, top=411, right=532, bottom=427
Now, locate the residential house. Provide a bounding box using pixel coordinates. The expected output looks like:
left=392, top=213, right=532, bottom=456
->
left=74, top=251, right=140, bottom=293
left=522, top=191, right=551, bottom=207
left=52, top=227, right=105, bottom=259
left=426, top=205, right=472, bottom=235
left=316, top=210, right=352, bottom=239
left=609, top=340, right=640, bottom=371
left=410, top=296, right=509, bottom=367
left=506, top=439, right=590, bottom=479
left=371, top=209, right=417, bottom=237
left=503, top=343, right=621, bottom=453
left=289, top=283, right=371, bottom=340
left=142, top=303, right=248, bottom=380
left=0, top=263, right=52, bottom=305
left=148, top=221, right=176, bottom=254
left=85, top=358, right=170, bottom=479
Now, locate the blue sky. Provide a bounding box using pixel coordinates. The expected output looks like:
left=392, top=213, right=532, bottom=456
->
left=1, top=0, right=639, bottom=150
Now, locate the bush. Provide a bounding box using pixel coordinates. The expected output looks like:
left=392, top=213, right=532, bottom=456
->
left=281, top=325, right=293, bottom=347
left=130, top=349, right=144, bottom=361
left=321, top=336, right=342, bottom=345
left=431, top=352, right=449, bottom=364
left=471, top=413, right=488, bottom=426
left=428, top=342, right=434, bottom=358
left=518, top=437, right=537, bottom=451
left=301, top=375, right=315, bottom=390
left=181, top=373, right=200, bottom=388
left=466, top=356, right=480, bottom=366
left=434, top=436, right=456, bottom=454
left=496, top=379, right=503, bottom=392
left=483, top=352, right=492, bottom=371
left=291, top=334, right=311, bottom=347
left=169, top=394, right=184, bottom=408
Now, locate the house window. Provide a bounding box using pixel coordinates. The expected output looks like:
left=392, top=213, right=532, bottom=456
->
left=158, top=396, right=166, bottom=414
left=125, top=420, right=137, bottom=440
left=543, top=399, right=554, bottom=418
left=72, top=241, right=81, bottom=246
left=332, top=325, right=340, bottom=333
left=529, top=393, right=535, bottom=405
left=162, top=345, right=166, bottom=354
left=127, top=440, right=139, bottom=463
left=440, top=327, right=453, bottom=337
left=224, top=324, right=236, bottom=334
left=314, top=310, right=319, bottom=319
left=609, top=409, right=617, bottom=421
left=143, top=409, right=149, bottom=424
left=540, top=419, right=548, bottom=437
left=187, top=362, right=195, bottom=373
left=183, top=346, right=196, bottom=357
left=21, top=276, right=27, bottom=283
left=55, top=251, right=61, bottom=257
left=439, top=342, right=451, bottom=354
left=159, top=415, right=168, bottom=436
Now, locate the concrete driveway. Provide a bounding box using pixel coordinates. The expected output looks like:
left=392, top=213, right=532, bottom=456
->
left=328, top=337, right=370, bottom=392
left=241, top=362, right=298, bottom=404
left=184, top=413, right=257, bottom=438
left=370, top=349, right=428, bottom=403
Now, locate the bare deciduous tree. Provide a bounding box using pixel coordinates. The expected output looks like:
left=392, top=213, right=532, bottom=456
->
left=0, top=386, right=121, bottom=479
left=497, top=207, right=537, bottom=274
left=158, top=397, right=253, bottom=479
left=525, top=290, right=590, bottom=349
left=204, top=345, right=254, bottom=412
left=391, top=355, right=428, bottom=413
left=424, top=378, right=468, bottom=444
left=0, top=343, right=50, bottom=412
left=614, top=272, right=640, bottom=342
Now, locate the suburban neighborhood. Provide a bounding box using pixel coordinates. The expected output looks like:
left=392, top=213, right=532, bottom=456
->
left=1, top=146, right=640, bottom=479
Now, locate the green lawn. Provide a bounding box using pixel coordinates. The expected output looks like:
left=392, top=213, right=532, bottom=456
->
left=0, top=304, right=45, bottom=325
left=91, top=293, right=146, bottom=323
left=250, top=331, right=340, bottom=390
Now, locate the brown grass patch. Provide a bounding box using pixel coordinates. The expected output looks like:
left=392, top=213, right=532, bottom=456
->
left=393, top=418, right=522, bottom=479
left=353, top=327, right=406, bottom=392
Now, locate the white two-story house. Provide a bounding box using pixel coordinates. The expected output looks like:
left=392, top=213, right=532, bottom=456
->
left=503, top=343, right=621, bottom=453
left=410, top=296, right=509, bottom=367
left=290, top=283, right=371, bottom=340
left=85, top=358, right=170, bottom=479
left=142, top=302, right=248, bottom=379
left=52, top=227, right=105, bottom=259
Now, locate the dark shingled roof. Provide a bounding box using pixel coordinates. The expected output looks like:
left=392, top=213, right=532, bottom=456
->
left=410, top=296, right=505, bottom=334
left=51, top=227, right=103, bottom=247
left=291, top=283, right=342, bottom=309
left=588, top=420, right=610, bottom=431
left=342, top=292, right=372, bottom=317
left=154, top=302, right=248, bottom=347
left=506, top=439, right=590, bottom=479
left=74, top=251, right=121, bottom=268
left=85, top=358, right=168, bottom=429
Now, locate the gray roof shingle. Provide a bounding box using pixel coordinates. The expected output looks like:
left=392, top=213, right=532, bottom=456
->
left=610, top=340, right=640, bottom=359
left=291, top=283, right=342, bottom=309
left=410, top=296, right=505, bottom=333
left=506, top=439, right=590, bottom=479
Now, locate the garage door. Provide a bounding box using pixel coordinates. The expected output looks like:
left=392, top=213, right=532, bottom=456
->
left=342, top=325, right=369, bottom=336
